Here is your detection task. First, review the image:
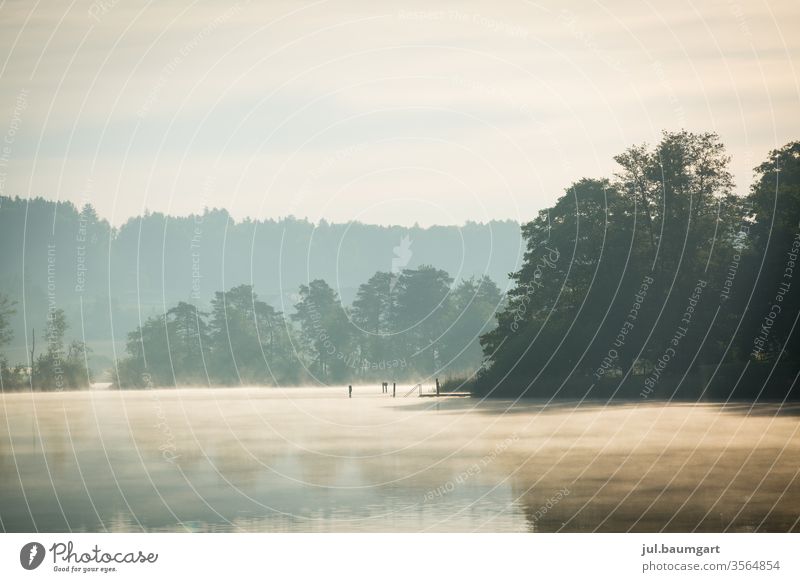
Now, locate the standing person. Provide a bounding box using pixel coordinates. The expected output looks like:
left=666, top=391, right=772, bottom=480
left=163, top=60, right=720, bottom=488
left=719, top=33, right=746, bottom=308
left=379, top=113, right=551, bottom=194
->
left=349, top=385, right=352, bottom=398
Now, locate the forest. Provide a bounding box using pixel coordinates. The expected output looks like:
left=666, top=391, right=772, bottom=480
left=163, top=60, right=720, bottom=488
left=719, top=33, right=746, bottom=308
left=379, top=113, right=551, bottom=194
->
left=1, top=131, right=798, bottom=398
left=475, top=131, right=800, bottom=400
left=113, top=269, right=501, bottom=387
left=0, top=267, right=502, bottom=388
left=0, top=199, right=520, bottom=373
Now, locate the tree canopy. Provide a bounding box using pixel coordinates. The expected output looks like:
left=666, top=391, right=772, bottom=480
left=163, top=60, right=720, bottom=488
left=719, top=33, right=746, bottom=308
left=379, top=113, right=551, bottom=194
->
left=478, top=132, right=800, bottom=400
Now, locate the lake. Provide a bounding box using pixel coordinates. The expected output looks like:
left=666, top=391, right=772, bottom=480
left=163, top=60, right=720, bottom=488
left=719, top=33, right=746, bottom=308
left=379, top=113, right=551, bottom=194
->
left=1, top=387, right=798, bottom=532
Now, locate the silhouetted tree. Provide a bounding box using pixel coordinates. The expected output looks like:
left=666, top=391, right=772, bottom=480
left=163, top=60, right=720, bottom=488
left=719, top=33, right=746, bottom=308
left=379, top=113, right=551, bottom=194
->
left=440, top=276, right=503, bottom=374
left=479, top=131, right=768, bottom=398
left=393, top=266, right=453, bottom=375
left=291, top=280, right=351, bottom=382
left=741, top=141, right=800, bottom=362
left=351, top=271, right=395, bottom=374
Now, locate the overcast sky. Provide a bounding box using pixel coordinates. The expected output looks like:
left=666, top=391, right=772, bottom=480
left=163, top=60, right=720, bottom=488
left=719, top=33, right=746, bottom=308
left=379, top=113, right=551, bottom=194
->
left=0, top=0, right=798, bottom=226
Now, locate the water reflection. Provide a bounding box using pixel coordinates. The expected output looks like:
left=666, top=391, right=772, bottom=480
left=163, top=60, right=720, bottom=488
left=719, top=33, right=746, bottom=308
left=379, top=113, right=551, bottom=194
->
left=1, top=387, right=798, bottom=532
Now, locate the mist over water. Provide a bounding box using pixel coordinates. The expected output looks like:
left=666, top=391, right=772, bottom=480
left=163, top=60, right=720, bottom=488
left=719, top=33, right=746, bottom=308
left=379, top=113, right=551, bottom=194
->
left=2, top=387, right=797, bottom=532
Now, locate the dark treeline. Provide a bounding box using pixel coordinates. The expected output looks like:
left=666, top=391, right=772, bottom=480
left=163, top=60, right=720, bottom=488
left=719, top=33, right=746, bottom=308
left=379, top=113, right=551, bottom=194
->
left=115, top=270, right=501, bottom=387
left=474, top=132, right=800, bottom=400
left=0, top=199, right=521, bottom=370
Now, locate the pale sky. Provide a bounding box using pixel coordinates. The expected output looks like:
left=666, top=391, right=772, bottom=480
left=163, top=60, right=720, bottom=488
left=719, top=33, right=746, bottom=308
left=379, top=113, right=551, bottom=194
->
left=0, top=0, right=798, bottom=226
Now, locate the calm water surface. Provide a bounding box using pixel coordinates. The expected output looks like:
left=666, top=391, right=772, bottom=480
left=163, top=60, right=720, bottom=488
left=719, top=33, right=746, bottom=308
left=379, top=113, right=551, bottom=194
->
left=1, top=387, right=798, bottom=532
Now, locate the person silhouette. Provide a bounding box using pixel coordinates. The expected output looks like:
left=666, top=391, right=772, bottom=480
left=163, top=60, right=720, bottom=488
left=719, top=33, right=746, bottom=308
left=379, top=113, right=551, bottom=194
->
left=348, top=385, right=352, bottom=398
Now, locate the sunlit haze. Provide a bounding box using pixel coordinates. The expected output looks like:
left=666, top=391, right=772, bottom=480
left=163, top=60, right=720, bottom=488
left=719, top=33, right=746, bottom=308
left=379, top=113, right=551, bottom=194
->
left=1, top=0, right=798, bottom=225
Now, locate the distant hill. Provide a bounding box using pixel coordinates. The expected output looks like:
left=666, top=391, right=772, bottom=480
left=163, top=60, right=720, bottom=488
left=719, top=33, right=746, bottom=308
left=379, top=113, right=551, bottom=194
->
left=0, top=196, right=522, bottom=368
